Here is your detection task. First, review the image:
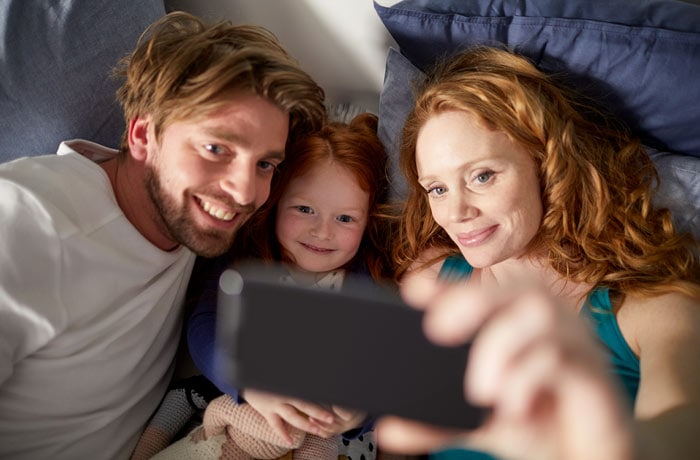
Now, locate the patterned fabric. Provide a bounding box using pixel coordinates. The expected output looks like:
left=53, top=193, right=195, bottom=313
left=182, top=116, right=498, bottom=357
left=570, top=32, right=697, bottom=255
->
left=279, top=269, right=346, bottom=291
left=131, top=375, right=222, bottom=460
left=149, top=395, right=339, bottom=459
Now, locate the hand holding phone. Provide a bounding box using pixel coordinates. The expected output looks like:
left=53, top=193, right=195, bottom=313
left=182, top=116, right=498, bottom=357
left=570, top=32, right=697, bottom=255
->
left=214, top=264, right=490, bottom=430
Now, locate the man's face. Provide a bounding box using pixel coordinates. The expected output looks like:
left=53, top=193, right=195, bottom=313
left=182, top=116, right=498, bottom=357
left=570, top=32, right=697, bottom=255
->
left=143, top=93, right=289, bottom=257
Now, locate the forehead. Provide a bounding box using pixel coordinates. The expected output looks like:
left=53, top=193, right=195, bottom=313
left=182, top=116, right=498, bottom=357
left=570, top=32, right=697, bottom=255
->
left=174, top=92, right=289, bottom=145
left=416, top=110, right=525, bottom=174
left=283, top=160, right=369, bottom=207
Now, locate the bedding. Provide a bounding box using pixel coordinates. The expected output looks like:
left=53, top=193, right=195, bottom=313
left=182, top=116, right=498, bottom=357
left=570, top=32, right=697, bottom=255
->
left=374, top=0, right=700, bottom=242
left=374, top=0, right=700, bottom=158
left=0, top=0, right=166, bottom=163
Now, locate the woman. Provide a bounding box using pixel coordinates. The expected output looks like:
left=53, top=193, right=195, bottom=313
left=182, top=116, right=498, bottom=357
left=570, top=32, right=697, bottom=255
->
left=377, top=46, right=700, bottom=460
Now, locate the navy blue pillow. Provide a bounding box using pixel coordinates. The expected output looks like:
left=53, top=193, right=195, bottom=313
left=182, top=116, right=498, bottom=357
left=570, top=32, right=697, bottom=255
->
left=0, top=0, right=166, bottom=163
left=374, top=0, right=700, bottom=158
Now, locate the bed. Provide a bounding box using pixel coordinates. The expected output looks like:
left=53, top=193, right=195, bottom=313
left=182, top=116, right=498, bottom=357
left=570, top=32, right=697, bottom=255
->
left=0, top=1, right=697, bottom=459
left=2, top=0, right=695, bottom=240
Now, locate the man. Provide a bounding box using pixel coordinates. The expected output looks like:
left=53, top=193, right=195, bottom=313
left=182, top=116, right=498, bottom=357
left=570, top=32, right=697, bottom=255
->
left=0, top=12, right=325, bottom=459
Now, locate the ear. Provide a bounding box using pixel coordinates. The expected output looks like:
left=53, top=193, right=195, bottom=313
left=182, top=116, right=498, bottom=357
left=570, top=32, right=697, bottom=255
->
left=127, top=116, right=152, bottom=161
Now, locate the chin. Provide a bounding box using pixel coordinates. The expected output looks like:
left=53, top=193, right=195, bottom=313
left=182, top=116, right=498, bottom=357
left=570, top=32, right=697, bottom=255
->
left=459, top=252, right=507, bottom=269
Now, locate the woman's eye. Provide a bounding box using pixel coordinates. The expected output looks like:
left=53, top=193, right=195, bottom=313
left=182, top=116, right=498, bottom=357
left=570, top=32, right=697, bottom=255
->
left=426, top=185, right=446, bottom=197
left=296, top=206, right=313, bottom=214
left=337, top=215, right=353, bottom=223
left=204, top=144, right=224, bottom=155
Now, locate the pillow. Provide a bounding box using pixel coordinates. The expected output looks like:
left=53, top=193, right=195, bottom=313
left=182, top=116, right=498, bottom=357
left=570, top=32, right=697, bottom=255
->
left=377, top=48, right=425, bottom=200
left=374, top=0, right=700, bottom=159
left=0, top=0, right=166, bottom=163
left=377, top=43, right=700, bottom=242
left=648, top=149, right=700, bottom=241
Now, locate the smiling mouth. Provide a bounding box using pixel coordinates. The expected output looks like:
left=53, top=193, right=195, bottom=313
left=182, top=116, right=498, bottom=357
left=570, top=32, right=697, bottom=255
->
left=198, top=198, right=236, bottom=222
left=457, top=225, right=498, bottom=247
left=300, top=242, right=333, bottom=253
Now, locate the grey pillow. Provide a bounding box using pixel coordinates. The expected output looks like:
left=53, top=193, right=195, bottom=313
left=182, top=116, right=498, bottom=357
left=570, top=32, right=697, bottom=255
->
left=0, top=0, right=165, bottom=163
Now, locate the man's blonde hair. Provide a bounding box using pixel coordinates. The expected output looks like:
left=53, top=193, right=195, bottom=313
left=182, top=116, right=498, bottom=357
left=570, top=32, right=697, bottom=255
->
left=114, top=12, right=326, bottom=152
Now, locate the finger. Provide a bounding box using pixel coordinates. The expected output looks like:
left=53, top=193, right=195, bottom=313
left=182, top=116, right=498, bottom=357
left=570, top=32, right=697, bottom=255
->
left=289, top=400, right=335, bottom=424
left=399, top=264, right=448, bottom=310
left=423, top=282, right=501, bottom=347
left=374, top=416, right=464, bottom=455
left=330, top=405, right=352, bottom=420
left=466, top=290, right=559, bottom=405
left=330, top=406, right=365, bottom=422
left=308, top=424, right=337, bottom=439
left=497, top=338, right=562, bottom=420
left=277, top=404, right=324, bottom=436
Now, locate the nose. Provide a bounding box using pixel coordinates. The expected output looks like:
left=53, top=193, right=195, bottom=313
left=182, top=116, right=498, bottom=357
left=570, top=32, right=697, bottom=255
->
left=310, top=216, right=334, bottom=240
left=220, top=160, right=257, bottom=207
left=448, top=190, right=478, bottom=223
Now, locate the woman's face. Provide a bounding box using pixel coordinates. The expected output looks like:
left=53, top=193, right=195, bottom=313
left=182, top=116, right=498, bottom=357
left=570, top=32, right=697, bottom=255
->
left=415, top=110, right=543, bottom=268
left=275, top=160, right=369, bottom=274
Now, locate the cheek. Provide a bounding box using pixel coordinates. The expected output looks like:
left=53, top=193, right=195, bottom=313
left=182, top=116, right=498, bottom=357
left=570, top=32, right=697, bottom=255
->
left=276, top=212, right=307, bottom=241
left=428, top=200, right=449, bottom=228
left=256, top=177, right=273, bottom=209
left=274, top=212, right=293, bottom=241
left=339, top=225, right=366, bottom=253
left=507, top=184, right=542, bottom=236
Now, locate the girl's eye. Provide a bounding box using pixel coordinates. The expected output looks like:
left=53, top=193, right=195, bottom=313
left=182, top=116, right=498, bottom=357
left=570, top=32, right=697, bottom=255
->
left=337, top=215, right=353, bottom=223
left=204, top=144, right=225, bottom=155
left=426, top=185, right=446, bottom=197
left=296, top=206, right=313, bottom=214
left=474, top=171, right=494, bottom=184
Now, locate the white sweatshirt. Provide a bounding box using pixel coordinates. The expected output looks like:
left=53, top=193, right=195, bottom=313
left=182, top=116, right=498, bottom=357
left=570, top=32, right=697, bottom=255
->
left=0, top=141, right=196, bottom=459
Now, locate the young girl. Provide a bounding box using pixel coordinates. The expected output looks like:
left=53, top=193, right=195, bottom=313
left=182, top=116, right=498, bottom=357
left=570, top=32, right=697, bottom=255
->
left=131, top=112, right=391, bottom=460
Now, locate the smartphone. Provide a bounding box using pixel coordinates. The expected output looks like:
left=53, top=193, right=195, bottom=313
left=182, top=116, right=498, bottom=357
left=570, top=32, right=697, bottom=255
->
left=214, top=263, right=490, bottom=430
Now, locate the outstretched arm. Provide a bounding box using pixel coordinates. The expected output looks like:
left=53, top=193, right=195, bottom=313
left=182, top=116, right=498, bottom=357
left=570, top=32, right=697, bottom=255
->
left=627, top=291, right=700, bottom=460
left=377, top=275, right=637, bottom=460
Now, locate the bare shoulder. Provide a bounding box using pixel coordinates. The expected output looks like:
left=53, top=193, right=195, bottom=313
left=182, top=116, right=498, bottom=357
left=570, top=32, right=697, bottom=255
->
left=617, top=289, right=700, bottom=356
left=619, top=289, right=700, bottom=424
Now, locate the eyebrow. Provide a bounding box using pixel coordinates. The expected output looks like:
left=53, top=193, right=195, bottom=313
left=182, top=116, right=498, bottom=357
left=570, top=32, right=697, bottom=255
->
left=417, top=152, right=507, bottom=183
left=285, top=195, right=367, bottom=214
left=203, top=127, right=286, bottom=162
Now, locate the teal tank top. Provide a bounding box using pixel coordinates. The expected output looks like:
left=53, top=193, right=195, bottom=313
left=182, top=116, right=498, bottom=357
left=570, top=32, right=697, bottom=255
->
left=430, top=254, right=640, bottom=460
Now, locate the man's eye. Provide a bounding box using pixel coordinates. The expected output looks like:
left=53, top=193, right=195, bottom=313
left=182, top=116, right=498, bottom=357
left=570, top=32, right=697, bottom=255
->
left=258, top=160, right=276, bottom=171
left=204, top=144, right=224, bottom=155
left=337, top=215, right=353, bottom=223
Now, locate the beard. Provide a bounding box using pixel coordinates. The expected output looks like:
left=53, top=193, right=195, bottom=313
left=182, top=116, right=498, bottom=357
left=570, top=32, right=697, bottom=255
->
left=144, top=164, right=246, bottom=258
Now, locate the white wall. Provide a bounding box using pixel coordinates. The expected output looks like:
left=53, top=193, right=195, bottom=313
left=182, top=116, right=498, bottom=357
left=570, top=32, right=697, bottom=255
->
left=165, top=0, right=399, bottom=113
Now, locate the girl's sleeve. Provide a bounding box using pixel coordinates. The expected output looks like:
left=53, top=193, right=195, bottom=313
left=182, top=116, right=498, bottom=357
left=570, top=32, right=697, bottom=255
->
left=186, top=253, right=244, bottom=401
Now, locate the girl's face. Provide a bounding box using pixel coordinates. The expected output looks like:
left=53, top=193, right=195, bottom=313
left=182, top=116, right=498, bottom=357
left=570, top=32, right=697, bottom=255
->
left=415, top=110, right=543, bottom=268
left=275, top=160, right=369, bottom=274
